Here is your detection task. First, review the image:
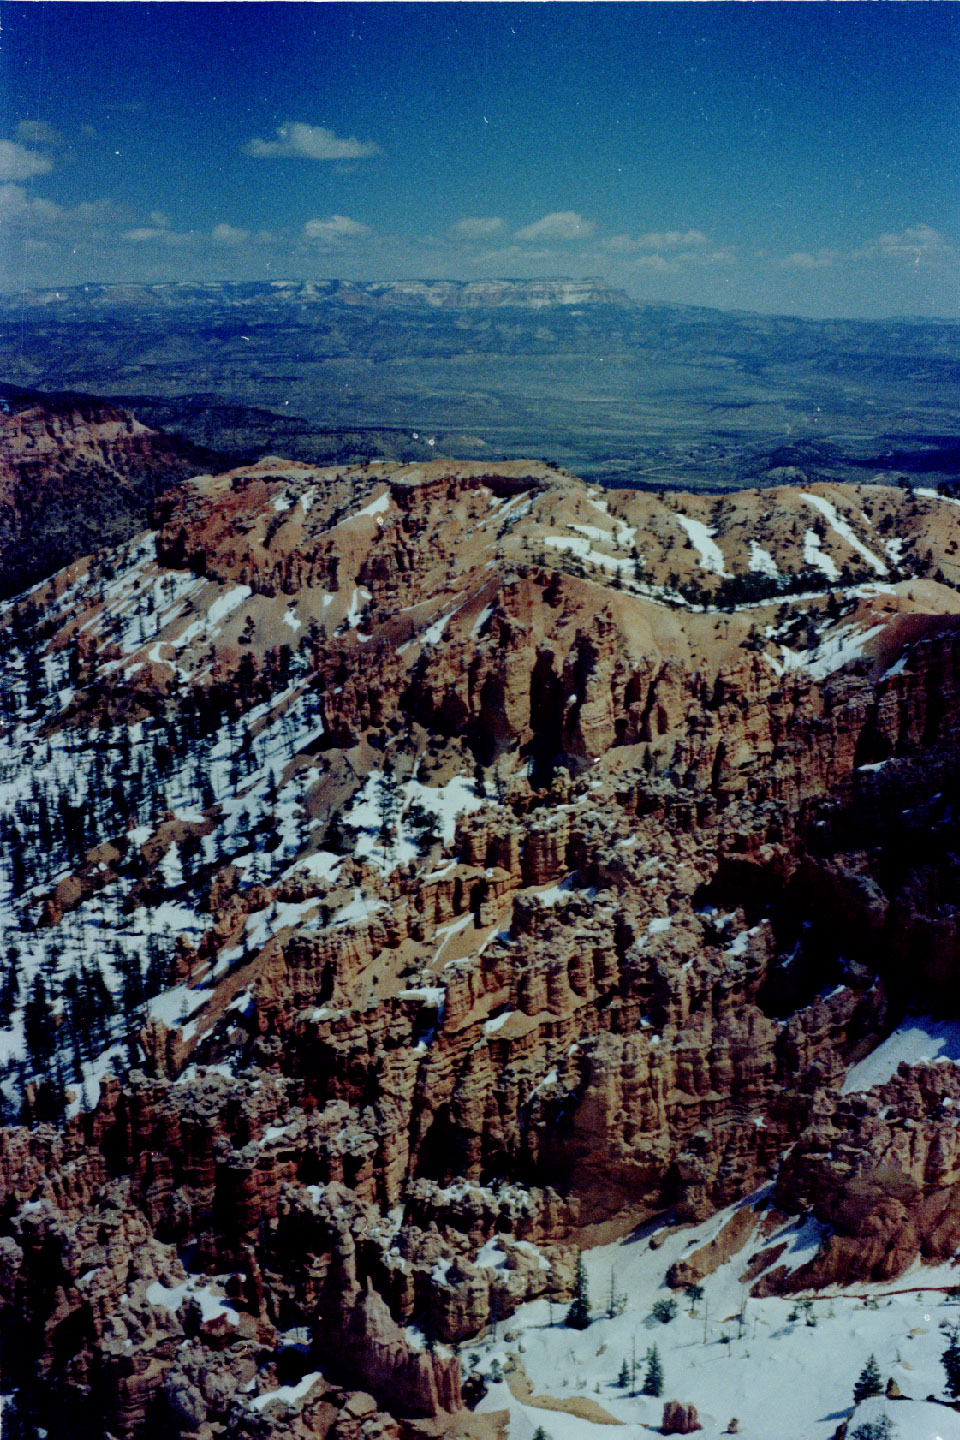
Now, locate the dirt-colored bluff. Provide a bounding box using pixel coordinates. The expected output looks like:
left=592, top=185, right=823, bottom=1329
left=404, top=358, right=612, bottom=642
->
left=3, top=418, right=960, bottom=1438
left=0, top=395, right=216, bottom=599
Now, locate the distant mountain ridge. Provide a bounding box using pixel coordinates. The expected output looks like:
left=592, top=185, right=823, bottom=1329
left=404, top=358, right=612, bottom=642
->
left=7, top=276, right=633, bottom=313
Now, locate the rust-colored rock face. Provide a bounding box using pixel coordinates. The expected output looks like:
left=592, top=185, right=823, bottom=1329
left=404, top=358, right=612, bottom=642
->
left=4, top=447, right=960, bottom=1436
left=0, top=397, right=215, bottom=598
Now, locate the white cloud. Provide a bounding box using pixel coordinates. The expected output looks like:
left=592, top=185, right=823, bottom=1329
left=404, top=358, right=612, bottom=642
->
left=627, top=243, right=735, bottom=275
left=602, top=229, right=712, bottom=257
left=470, top=244, right=555, bottom=267
left=15, top=120, right=63, bottom=149
left=302, top=214, right=371, bottom=245
left=780, top=249, right=840, bottom=271
left=211, top=222, right=250, bottom=247
left=451, top=216, right=503, bottom=241
left=636, top=229, right=709, bottom=250
left=0, top=139, right=53, bottom=182
left=0, top=184, right=61, bottom=225
left=632, top=253, right=672, bottom=272
left=599, top=233, right=635, bottom=255
left=243, top=122, right=381, bottom=161
left=857, top=224, right=957, bottom=269
left=122, top=226, right=193, bottom=246
left=514, top=211, right=594, bottom=243
left=0, top=184, right=115, bottom=232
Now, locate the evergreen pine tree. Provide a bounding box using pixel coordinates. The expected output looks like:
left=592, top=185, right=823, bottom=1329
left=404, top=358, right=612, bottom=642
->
left=642, top=1344, right=664, bottom=1397
left=943, top=1323, right=960, bottom=1399
left=616, top=1359, right=630, bottom=1389
left=684, top=1283, right=704, bottom=1313
left=853, top=1354, right=883, bottom=1405
left=565, top=1251, right=590, bottom=1330
left=378, top=760, right=401, bottom=857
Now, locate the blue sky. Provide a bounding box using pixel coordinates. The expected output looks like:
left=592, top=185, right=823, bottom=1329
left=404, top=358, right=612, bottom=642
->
left=1, top=2, right=958, bottom=318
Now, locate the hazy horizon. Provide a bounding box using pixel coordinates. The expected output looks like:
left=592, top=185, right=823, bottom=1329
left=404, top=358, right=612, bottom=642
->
left=1, top=2, right=958, bottom=321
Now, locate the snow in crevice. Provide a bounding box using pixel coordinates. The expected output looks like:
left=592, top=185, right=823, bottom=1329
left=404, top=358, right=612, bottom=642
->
left=469, top=604, right=495, bottom=638
left=674, top=513, right=728, bottom=577
left=917, top=486, right=960, bottom=510
left=801, top=493, right=887, bottom=576
left=775, top=622, right=886, bottom=681
left=354, top=490, right=391, bottom=520
left=803, top=529, right=840, bottom=581
left=206, top=584, right=253, bottom=631
left=748, top=541, right=778, bottom=579
left=842, top=1015, right=960, bottom=1094
left=542, top=534, right=632, bottom=580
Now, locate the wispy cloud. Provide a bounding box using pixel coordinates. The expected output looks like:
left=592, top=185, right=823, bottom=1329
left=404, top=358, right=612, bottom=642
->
left=243, top=122, right=381, bottom=161
left=855, top=224, right=957, bottom=269
left=514, top=211, right=594, bottom=243
left=122, top=225, right=193, bottom=247
left=211, top=222, right=250, bottom=247
left=631, top=254, right=672, bottom=273
left=467, top=244, right=556, bottom=268
left=600, top=229, right=713, bottom=258
left=0, top=184, right=115, bottom=231
left=15, top=120, right=64, bottom=149
left=636, top=229, right=709, bottom=250
left=780, top=248, right=840, bottom=271
left=0, top=139, right=53, bottom=182
left=302, top=215, right=371, bottom=245
left=626, top=238, right=734, bottom=273
left=451, top=216, right=503, bottom=241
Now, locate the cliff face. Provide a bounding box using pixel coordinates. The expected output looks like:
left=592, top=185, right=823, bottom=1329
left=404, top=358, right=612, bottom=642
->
left=3, top=449, right=960, bottom=1435
left=0, top=397, right=217, bottom=598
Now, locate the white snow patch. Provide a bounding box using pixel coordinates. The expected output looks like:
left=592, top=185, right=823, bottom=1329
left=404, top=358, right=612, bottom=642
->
left=474, top=1238, right=508, bottom=1270
left=802, top=493, right=887, bottom=575
left=469, top=1193, right=960, bottom=1440
left=542, top=534, right=631, bottom=579
left=146, top=1281, right=239, bottom=1327
left=421, top=610, right=452, bottom=646
left=917, top=486, right=960, bottom=510
left=470, top=603, right=494, bottom=638
left=249, top=1372, right=323, bottom=1413
left=484, top=1009, right=514, bottom=1035
left=355, top=490, right=391, bottom=519
left=206, top=585, right=252, bottom=630
left=748, top=541, right=778, bottom=578
left=843, top=1015, right=960, bottom=1094
left=674, top=514, right=728, bottom=576
left=778, top=623, right=886, bottom=681
left=345, top=587, right=372, bottom=629
left=646, top=916, right=673, bottom=936
left=293, top=851, right=342, bottom=883
left=803, top=529, right=840, bottom=581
